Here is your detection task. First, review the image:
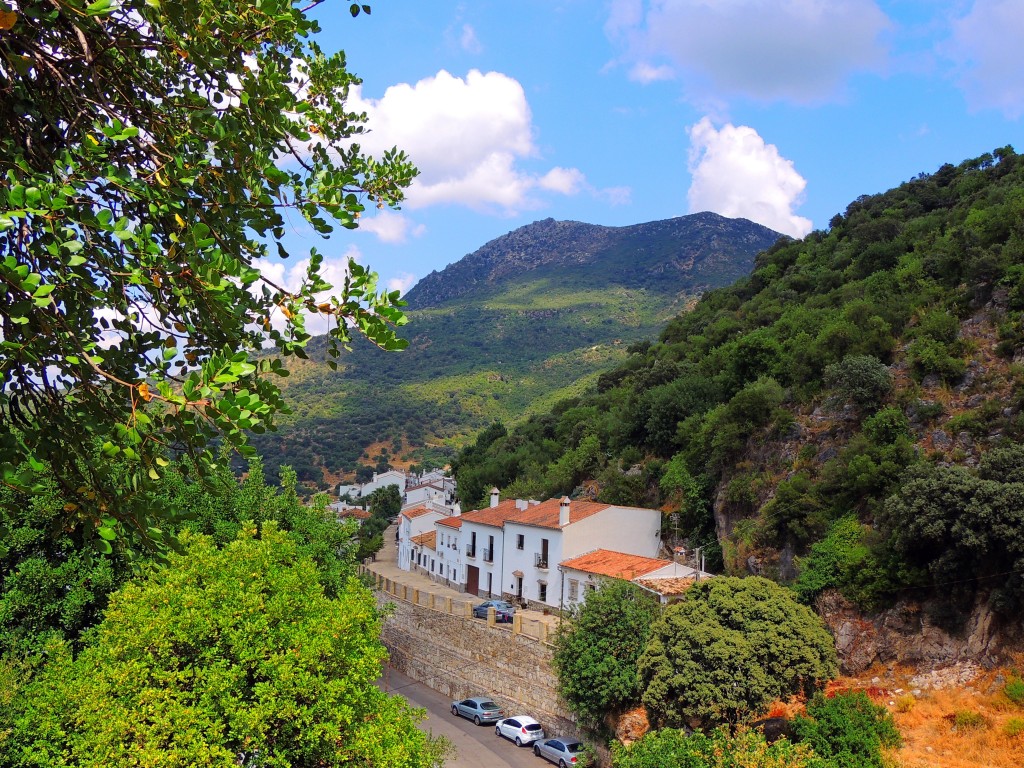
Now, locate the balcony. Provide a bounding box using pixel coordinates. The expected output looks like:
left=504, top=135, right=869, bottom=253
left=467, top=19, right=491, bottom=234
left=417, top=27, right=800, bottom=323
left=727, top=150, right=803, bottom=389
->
left=465, top=544, right=476, bottom=558
left=482, top=548, right=494, bottom=563
left=534, top=553, right=548, bottom=569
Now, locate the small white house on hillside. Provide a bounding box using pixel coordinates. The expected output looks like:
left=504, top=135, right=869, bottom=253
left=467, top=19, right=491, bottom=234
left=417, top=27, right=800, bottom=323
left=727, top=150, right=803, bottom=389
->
left=559, top=548, right=712, bottom=606
left=396, top=505, right=444, bottom=571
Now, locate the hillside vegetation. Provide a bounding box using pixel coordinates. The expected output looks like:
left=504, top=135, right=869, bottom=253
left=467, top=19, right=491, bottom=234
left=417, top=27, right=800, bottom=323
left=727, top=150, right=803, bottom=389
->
left=250, top=213, right=780, bottom=487
left=454, top=147, right=1024, bottom=621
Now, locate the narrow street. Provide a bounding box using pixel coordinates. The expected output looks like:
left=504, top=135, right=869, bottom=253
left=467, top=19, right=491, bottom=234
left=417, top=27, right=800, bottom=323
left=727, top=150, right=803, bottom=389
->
left=380, top=665, right=553, bottom=768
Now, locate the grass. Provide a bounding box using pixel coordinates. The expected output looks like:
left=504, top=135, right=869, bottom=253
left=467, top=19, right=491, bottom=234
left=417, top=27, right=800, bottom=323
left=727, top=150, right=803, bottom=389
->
left=864, top=662, right=1024, bottom=768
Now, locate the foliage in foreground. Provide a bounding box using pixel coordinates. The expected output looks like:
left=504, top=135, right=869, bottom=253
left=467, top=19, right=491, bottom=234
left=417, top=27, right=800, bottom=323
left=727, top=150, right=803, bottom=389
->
left=611, top=727, right=822, bottom=768
left=639, top=577, right=838, bottom=728
left=0, top=525, right=449, bottom=768
left=0, top=0, right=415, bottom=553
left=792, top=691, right=901, bottom=768
left=552, top=580, right=662, bottom=728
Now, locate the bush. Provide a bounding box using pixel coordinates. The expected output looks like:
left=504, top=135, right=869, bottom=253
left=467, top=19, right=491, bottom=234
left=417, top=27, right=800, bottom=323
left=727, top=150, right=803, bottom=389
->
left=951, top=710, right=988, bottom=732
left=1004, top=676, right=1024, bottom=705
left=824, top=355, right=893, bottom=408
left=1004, top=717, right=1024, bottom=738
left=611, top=726, right=820, bottom=768
left=793, top=691, right=902, bottom=768
left=639, top=577, right=838, bottom=728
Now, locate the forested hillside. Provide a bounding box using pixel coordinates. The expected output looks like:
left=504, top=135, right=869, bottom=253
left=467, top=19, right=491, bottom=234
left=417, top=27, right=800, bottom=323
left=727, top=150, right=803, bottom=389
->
left=250, top=213, right=780, bottom=487
left=454, top=147, right=1024, bottom=621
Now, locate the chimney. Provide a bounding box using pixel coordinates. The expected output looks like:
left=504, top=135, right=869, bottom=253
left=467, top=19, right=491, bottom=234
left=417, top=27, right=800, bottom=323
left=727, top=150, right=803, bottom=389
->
left=559, top=496, right=571, bottom=527
left=490, top=487, right=500, bottom=508
left=516, top=499, right=528, bottom=511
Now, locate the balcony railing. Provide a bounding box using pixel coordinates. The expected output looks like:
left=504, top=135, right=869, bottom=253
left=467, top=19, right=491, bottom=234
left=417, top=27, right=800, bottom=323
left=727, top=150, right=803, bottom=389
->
left=482, top=548, right=494, bottom=563
left=534, top=553, right=548, bottom=569
left=465, top=544, right=476, bottom=558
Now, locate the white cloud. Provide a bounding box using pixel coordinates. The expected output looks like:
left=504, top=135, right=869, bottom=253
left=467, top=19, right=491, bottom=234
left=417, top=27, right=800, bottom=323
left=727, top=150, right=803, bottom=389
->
left=358, top=211, right=426, bottom=243
left=347, top=69, right=587, bottom=214
left=686, top=118, right=812, bottom=238
left=460, top=24, right=483, bottom=54
left=538, top=167, right=587, bottom=195
left=943, top=0, right=1024, bottom=119
left=600, top=186, right=633, bottom=206
left=607, top=0, right=891, bottom=103
left=387, top=272, right=418, bottom=296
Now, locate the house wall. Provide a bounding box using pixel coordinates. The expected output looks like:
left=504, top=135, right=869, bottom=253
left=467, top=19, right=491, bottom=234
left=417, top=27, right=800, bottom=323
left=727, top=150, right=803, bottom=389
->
left=502, top=523, right=562, bottom=609
left=397, top=510, right=442, bottom=571
left=562, top=506, right=662, bottom=561
left=459, top=522, right=503, bottom=597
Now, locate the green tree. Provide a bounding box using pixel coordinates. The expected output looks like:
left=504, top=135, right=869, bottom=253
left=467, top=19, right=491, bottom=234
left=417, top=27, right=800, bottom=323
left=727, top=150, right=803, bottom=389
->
left=552, top=579, right=661, bottom=728
left=0, top=525, right=450, bottom=768
left=639, top=577, right=838, bottom=728
left=823, top=355, right=893, bottom=408
left=0, top=0, right=416, bottom=550
left=793, top=691, right=901, bottom=768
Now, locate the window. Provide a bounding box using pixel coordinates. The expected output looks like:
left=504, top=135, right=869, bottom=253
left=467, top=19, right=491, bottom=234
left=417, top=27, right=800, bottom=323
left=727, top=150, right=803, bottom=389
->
left=538, top=582, right=547, bottom=602
left=516, top=534, right=524, bottom=550
left=586, top=582, right=596, bottom=593
left=568, top=579, right=579, bottom=601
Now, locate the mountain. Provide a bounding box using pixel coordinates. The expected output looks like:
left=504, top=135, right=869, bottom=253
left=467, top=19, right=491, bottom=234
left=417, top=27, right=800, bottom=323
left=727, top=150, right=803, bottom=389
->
left=451, top=146, right=1024, bottom=661
left=248, top=213, right=782, bottom=487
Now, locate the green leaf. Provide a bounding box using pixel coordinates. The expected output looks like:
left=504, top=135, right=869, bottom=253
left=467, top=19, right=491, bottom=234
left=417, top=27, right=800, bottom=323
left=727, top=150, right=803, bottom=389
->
left=97, top=526, right=117, bottom=541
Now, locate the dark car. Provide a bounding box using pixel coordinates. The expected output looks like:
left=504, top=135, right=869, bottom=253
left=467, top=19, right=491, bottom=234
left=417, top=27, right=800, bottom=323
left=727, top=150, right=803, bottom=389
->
left=472, top=599, right=515, bottom=622
left=451, top=696, right=504, bottom=725
left=534, top=738, right=585, bottom=767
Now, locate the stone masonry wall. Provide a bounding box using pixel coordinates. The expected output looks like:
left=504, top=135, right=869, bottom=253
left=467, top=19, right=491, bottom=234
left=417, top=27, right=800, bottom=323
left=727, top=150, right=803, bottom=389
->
left=371, top=582, right=584, bottom=742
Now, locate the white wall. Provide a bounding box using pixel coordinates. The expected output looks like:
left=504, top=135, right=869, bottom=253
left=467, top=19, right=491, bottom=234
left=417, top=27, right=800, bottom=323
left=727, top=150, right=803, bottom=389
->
left=502, top=523, right=562, bottom=608
left=460, top=521, right=503, bottom=598
left=562, top=505, right=661, bottom=561
left=397, top=510, right=443, bottom=571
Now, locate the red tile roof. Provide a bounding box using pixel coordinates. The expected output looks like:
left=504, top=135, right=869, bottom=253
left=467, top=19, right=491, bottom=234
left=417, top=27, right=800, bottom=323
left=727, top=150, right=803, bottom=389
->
left=560, top=549, right=672, bottom=580
left=400, top=505, right=436, bottom=520
left=506, top=497, right=609, bottom=529
left=458, top=499, right=527, bottom=528
left=337, top=508, right=370, bottom=520
left=436, top=516, right=463, bottom=529
left=411, top=531, right=436, bottom=549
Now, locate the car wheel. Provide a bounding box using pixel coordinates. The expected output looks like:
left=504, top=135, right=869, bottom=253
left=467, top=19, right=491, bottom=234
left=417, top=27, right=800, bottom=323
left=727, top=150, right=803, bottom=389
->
left=559, top=761, right=567, bottom=768
left=533, top=745, right=541, bottom=757
left=451, top=705, right=458, bottom=717
left=474, top=715, right=481, bottom=726
left=515, top=736, right=523, bottom=747
left=495, top=726, right=501, bottom=736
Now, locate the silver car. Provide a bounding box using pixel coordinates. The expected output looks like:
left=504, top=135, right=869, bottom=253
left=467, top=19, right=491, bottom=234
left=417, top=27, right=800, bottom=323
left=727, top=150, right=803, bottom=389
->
left=534, top=738, right=585, bottom=767
left=450, top=696, right=503, bottom=725
left=494, top=715, right=545, bottom=747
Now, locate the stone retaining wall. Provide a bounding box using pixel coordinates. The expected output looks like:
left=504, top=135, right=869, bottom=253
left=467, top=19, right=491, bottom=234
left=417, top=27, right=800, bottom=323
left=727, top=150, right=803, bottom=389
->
left=366, top=571, right=585, bottom=743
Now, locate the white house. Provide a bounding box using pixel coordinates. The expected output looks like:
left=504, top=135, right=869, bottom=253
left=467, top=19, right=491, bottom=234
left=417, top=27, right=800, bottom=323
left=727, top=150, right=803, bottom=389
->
left=453, top=489, right=665, bottom=609
left=403, top=479, right=456, bottom=511
left=433, top=515, right=463, bottom=588
left=559, top=549, right=712, bottom=606
left=361, top=469, right=408, bottom=498
left=396, top=505, right=444, bottom=571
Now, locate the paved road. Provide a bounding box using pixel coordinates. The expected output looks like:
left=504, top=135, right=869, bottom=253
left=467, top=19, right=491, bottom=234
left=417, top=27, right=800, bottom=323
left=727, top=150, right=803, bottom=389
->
left=380, top=665, right=549, bottom=768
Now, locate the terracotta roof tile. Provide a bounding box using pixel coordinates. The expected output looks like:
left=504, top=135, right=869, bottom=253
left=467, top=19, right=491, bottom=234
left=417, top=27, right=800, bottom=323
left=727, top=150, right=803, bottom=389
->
left=400, top=505, right=435, bottom=520
left=411, top=531, right=436, bottom=549
left=560, top=549, right=672, bottom=580
left=436, top=516, right=463, bottom=529
left=458, top=499, right=525, bottom=528
left=634, top=576, right=696, bottom=597
left=506, top=498, right=609, bottom=529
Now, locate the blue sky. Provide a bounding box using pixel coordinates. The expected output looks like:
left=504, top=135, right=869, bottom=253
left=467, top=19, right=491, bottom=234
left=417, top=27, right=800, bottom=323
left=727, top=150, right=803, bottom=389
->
left=277, top=1, right=1024, bottom=301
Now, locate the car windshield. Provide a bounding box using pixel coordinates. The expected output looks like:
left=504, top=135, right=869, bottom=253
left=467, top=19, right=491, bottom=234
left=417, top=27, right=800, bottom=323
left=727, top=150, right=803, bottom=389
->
left=524, top=724, right=542, bottom=731
left=564, top=742, right=583, bottom=752
left=481, top=701, right=498, bottom=709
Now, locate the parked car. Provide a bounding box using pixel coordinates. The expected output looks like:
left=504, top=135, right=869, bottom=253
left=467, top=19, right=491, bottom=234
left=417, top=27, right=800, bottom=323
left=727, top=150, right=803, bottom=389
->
left=494, top=715, right=545, bottom=747
left=534, top=738, right=585, bottom=767
left=472, top=599, right=515, bottom=622
left=450, top=696, right=504, bottom=725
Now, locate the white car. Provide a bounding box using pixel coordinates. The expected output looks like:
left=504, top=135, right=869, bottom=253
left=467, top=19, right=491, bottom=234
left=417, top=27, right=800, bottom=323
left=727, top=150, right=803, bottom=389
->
left=495, top=715, right=545, bottom=747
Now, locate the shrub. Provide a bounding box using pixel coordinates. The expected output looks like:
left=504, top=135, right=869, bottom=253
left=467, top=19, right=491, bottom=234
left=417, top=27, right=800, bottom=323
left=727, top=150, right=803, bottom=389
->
left=824, top=354, right=893, bottom=408
left=611, top=726, right=820, bottom=768
left=1004, top=676, right=1024, bottom=705
left=793, top=691, right=902, bottom=768
left=895, top=694, right=916, bottom=713
left=1004, top=717, right=1024, bottom=738
left=951, top=710, right=988, bottom=732
left=640, top=577, right=838, bottom=728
